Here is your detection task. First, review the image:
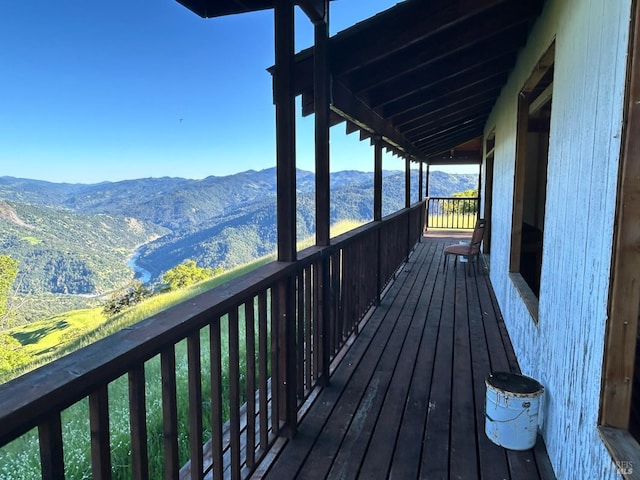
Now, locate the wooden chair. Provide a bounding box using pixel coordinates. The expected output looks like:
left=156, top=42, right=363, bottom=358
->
left=443, top=219, right=486, bottom=275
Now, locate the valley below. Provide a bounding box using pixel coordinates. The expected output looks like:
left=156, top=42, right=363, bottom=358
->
left=0, top=168, right=477, bottom=325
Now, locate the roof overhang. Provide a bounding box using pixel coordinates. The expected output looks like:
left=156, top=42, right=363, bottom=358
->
left=283, top=0, right=545, bottom=164
left=176, top=0, right=545, bottom=165
left=175, top=0, right=330, bottom=21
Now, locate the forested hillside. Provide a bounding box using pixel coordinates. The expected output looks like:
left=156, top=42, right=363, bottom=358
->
left=0, top=168, right=476, bottom=323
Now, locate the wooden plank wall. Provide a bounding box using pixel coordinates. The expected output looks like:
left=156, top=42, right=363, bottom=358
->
left=483, top=0, right=632, bottom=477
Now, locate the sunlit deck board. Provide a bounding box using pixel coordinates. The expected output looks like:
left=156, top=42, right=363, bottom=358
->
left=256, top=235, right=555, bottom=479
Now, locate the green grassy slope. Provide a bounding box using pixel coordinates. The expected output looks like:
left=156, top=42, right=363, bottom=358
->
left=1, top=219, right=362, bottom=383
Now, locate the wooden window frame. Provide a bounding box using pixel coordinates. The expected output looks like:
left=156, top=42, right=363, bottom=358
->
left=599, top=0, right=640, bottom=473
left=509, top=43, right=555, bottom=321
left=483, top=130, right=495, bottom=256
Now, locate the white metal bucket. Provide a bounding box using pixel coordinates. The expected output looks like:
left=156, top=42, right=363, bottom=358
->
left=485, top=372, right=544, bottom=450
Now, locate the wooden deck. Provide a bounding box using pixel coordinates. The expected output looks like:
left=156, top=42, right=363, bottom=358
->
left=254, top=235, right=555, bottom=479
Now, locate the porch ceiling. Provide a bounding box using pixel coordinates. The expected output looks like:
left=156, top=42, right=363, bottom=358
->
left=291, top=0, right=544, bottom=164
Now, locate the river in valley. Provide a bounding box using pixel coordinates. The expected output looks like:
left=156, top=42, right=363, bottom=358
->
left=127, top=249, right=152, bottom=284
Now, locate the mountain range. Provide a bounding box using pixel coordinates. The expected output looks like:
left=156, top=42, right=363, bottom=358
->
left=0, top=168, right=476, bottom=321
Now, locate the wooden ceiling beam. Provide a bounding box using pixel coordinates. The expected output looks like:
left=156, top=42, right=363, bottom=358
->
left=427, top=152, right=483, bottom=166
left=297, top=0, right=327, bottom=25
left=405, top=101, right=495, bottom=140
left=329, top=80, right=421, bottom=159
left=398, top=88, right=501, bottom=133
left=344, top=1, right=540, bottom=94
left=383, top=65, right=510, bottom=119
left=330, top=0, right=509, bottom=77
left=418, top=125, right=484, bottom=155
left=366, top=44, right=519, bottom=109
left=285, top=0, right=534, bottom=95
left=345, top=121, right=359, bottom=135
left=412, top=114, right=489, bottom=146
left=176, top=0, right=274, bottom=18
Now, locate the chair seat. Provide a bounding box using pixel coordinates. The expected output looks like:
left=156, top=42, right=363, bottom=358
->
left=444, top=245, right=473, bottom=255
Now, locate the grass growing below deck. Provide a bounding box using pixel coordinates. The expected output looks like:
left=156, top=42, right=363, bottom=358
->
left=0, top=219, right=362, bottom=479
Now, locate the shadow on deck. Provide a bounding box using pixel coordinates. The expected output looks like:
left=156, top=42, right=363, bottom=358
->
left=253, top=235, right=555, bottom=479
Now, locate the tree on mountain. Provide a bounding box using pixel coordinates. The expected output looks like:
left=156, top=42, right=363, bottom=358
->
left=162, top=260, right=213, bottom=290
left=102, top=281, right=152, bottom=316
left=449, top=188, right=479, bottom=214
left=0, top=255, right=19, bottom=324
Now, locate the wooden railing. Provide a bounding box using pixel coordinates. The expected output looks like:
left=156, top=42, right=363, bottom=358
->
left=0, top=201, right=425, bottom=480
left=426, top=196, right=479, bottom=229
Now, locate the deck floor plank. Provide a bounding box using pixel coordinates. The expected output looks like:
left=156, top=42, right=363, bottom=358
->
left=257, top=236, right=555, bottom=480
left=421, top=243, right=456, bottom=478
left=308, top=241, right=432, bottom=479
left=356, top=241, right=441, bottom=479
left=467, top=273, right=512, bottom=480
left=387, top=241, right=445, bottom=479
left=450, top=265, right=479, bottom=480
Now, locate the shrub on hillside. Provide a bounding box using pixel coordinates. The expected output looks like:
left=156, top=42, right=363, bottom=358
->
left=162, top=260, right=214, bottom=291
left=102, top=281, right=152, bottom=316
left=0, top=333, right=32, bottom=380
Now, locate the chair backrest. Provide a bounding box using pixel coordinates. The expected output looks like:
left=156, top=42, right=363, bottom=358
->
left=469, top=219, right=486, bottom=254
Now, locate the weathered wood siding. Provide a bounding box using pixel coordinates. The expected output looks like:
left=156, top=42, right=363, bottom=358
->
left=484, top=0, right=632, bottom=477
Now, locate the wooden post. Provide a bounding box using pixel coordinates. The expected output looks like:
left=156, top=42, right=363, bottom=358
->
left=39, top=415, right=64, bottom=480
left=405, top=158, right=411, bottom=209
left=374, top=137, right=383, bottom=304
left=373, top=136, right=383, bottom=222
left=419, top=162, right=424, bottom=202
left=405, top=158, right=411, bottom=258
left=425, top=163, right=430, bottom=231
left=315, top=2, right=330, bottom=247
left=274, top=0, right=297, bottom=438
left=275, top=0, right=296, bottom=264
left=313, top=0, right=331, bottom=387
left=477, top=161, right=483, bottom=224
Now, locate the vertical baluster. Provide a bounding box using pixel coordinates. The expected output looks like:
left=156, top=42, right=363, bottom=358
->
left=161, top=347, right=179, bottom=480
left=340, top=248, right=346, bottom=345
left=297, top=269, right=305, bottom=398
left=305, top=264, right=312, bottom=388
left=89, top=384, right=112, bottom=479
left=188, top=332, right=203, bottom=480
left=258, top=291, right=269, bottom=450
left=39, top=413, right=64, bottom=480
left=316, top=255, right=331, bottom=386
left=331, top=251, right=340, bottom=356
left=209, top=317, right=223, bottom=480
left=275, top=275, right=297, bottom=437
left=352, top=242, right=358, bottom=332
left=270, top=286, right=280, bottom=435
left=244, top=299, right=256, bottom=468
left=228, top=307, right=241, bottom=480
left=129, top=363, right=149, bottom=480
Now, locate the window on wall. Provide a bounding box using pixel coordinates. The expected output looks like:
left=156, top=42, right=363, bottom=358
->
left=483, top=131, right=495, bottom=257
left=599, top=0, right=640, bottom=466
left=509, top=43, right=554, bottom=319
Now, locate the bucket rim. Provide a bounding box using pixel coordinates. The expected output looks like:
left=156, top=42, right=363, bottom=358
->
left=485, top=371, right=543, bottom=395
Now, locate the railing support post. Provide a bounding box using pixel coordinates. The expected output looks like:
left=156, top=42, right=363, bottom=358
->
left=374, top=137, right=383, bottom=304
left=276, top=276, right=297, bottom=438
left=274, top=0, right=297, bottom=439
left=318, top=255, right=331, bottom=385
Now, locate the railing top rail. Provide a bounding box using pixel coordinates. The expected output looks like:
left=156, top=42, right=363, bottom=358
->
left=427, top=196, right=480, bottom=200
left=0, top=201, right=426, bottom=448
left=0, top=258, right=294, bottom=447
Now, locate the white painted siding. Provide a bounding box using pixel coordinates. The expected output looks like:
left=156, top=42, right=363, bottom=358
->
left=483, top=0, right=631, bottom=477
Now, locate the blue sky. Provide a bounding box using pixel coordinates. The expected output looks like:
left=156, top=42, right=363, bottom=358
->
left=0, top=1, right=476, bottom=183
